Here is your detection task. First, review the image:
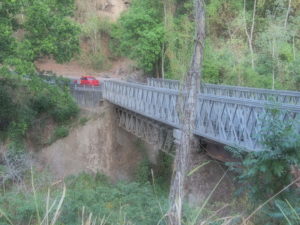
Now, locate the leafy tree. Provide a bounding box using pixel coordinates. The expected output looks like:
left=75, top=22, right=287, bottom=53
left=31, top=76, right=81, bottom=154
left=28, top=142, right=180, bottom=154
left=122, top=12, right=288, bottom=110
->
left=24, top=0, right=80, bottom=63
left=0, top=23, right=14, bottom=63
left=0, top=0, right=80, bottom=145
left=111, top=0, right=164, bottom=74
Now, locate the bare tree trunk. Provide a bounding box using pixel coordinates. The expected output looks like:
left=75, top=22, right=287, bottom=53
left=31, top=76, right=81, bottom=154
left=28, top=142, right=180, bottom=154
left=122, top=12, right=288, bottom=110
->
left=162, top=43, right=165, bottom=79
left=272, top=38, right=276, bottom=90
left=293, top=35, right=296, bottom=60
left=243, top=0, right=256, bottom=69
left=284, top=0, right=291, bottom=29
left=293, top=36, right=296, bottom=60
left=167, top=0, right=205, bottom=224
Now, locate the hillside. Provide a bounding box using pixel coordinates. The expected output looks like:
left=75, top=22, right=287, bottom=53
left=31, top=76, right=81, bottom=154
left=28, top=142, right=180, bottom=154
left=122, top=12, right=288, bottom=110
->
left=35, top=0, right=134, bottom=79
left=36, top=0, right=300, bottom=90
left=1, top=0, right=300, bottom=225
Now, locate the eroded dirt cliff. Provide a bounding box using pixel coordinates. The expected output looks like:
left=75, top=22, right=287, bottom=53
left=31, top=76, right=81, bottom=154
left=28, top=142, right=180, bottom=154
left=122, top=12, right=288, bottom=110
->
left=38, top=102, right=154, bottom=181
left=38, top=102, right=235, bottom=205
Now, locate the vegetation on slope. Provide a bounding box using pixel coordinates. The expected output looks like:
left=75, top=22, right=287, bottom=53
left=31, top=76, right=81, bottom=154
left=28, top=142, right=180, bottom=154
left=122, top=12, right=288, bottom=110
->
left=1, top=1, right=300, bottom=225
left=0, top=0, right=80, bottom=149
left=0, top=173, right=169, bottom=225
left=0, top=73, right=78, bottom=147
left=226, top=106, right=300, bottom=224
left=110, top=0, right=300, bottom=90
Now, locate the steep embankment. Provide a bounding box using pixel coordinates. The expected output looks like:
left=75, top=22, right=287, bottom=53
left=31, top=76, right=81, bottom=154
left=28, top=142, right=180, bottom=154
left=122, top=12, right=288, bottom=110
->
left=37, top=103, right=157, bottom=181
left=37, top=102, right=235, bottom=205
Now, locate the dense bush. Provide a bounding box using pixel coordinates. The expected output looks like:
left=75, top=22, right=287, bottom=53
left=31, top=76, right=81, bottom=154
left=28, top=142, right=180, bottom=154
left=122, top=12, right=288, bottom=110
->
left=53, top=126, right=69, bottom=139
left=0, top=73, right=78, bottom=147
left=111, top=0, right=164, bottom=74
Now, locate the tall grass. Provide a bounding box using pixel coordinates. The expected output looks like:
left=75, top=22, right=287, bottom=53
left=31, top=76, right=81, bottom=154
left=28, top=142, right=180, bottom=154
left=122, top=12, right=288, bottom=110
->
left=1, top=167, right=299, bottom=225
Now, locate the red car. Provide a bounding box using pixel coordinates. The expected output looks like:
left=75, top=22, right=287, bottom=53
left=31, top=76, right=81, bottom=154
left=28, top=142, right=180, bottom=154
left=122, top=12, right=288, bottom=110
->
left=74, top=76, right=100, bottom=86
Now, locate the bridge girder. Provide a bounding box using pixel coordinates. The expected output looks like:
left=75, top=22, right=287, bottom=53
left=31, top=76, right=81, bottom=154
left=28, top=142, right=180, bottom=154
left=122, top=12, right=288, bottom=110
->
left=115, top=107, right=174, bottom=153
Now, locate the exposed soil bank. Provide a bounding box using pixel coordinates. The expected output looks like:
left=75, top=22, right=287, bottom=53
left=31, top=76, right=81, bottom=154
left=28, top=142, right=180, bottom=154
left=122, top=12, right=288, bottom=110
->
left=38, top=102, right=235, bottom=205
left=37, top=102, right=155, bottom=181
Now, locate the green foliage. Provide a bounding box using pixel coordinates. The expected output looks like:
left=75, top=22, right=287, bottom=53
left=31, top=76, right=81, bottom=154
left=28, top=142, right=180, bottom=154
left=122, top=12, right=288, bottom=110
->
left=53, top=126, right=69, bottom=139
left=0, top=0, right=22, bottom=30
left=47, top=125, right=70, bottom=144
left=136, top=158, right=151, bottom=183
left=111, top=0, right=164, bottom=73
left=164, top=11, right=194, bottom=79
left=79, top=117, right=89, bottom=125
left=228, top=106, right=300, bottom=200
left=227, top=106, right=300, bottom=223
left=0, top=0, right=80, bottom=148
left=0, top=75, right=35, bottom=143
left=119, top=0, right=299, bottom=89
left=0, top=82, right=17, bottom=131
left=152, top=151, right=173, bottom=191
left=50, top=96, right=78, bottom=123
left=0, top=72, right=78, bottom=148
left=0, top=172, right=169, bottom=225
left=0, top=0, right=80, bottom=74
left=0, top=23, right=14, bottom=63
left=24, top=0, right=80, bottom=63
left=267, top=198, right=300, bottom=225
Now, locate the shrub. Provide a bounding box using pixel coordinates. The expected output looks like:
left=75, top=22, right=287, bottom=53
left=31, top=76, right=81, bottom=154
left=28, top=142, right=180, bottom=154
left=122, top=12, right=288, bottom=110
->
left=227, top=106, right=300, bottom=223
left=31, top=92, right=55, bottom=113
left=53, top=126, right=69, bottom=140
left=0, top=72, right=78, bottom=147
left=136, top=158, right=151, bottom=183
left=79, top=117, right=89, bottom=125
left=50, top=101, right=79, bottom=123
left=153, top=151, right=173, bottom=191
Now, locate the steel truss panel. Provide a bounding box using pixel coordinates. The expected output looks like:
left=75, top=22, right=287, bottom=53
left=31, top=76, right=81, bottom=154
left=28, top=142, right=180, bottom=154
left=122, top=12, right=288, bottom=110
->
left=103, top=80, right=300, bottom=151
left=147, top=78, right=300, bottom=105
left=115, top=107, right=174, bottom=152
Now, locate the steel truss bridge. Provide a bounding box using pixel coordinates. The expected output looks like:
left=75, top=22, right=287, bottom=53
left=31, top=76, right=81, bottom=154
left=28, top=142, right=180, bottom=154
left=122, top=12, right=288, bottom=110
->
left=71, top=78, right=300, bottom=152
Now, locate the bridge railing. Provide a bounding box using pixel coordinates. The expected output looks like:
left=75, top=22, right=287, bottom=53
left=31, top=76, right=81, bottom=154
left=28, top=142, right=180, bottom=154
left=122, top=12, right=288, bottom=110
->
left=70, top=84, right=102, bottom=107
left=147, top=78, right=300, bottom=105
left=103, top=80, right=300, bottom=151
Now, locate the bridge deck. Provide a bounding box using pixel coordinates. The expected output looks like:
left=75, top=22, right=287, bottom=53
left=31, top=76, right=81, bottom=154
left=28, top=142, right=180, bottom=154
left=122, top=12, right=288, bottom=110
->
left=102, top=80, right=300, bottom=151
left=71, top=79, right=300, bottom=152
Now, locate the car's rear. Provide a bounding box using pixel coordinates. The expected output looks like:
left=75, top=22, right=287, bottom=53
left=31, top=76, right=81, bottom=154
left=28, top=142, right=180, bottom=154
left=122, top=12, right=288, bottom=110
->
left=74, top=76, right=100, bottom=86
left=87, top=77, right=100, bottom=86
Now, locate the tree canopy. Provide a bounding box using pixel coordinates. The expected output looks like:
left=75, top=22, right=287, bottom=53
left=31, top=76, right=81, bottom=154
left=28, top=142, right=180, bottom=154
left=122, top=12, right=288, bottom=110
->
left=0, top=0, right=80, bottom=149
left=111, top=0, right=300, bottom=90
left=0, top=0, right=80, bottom=74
